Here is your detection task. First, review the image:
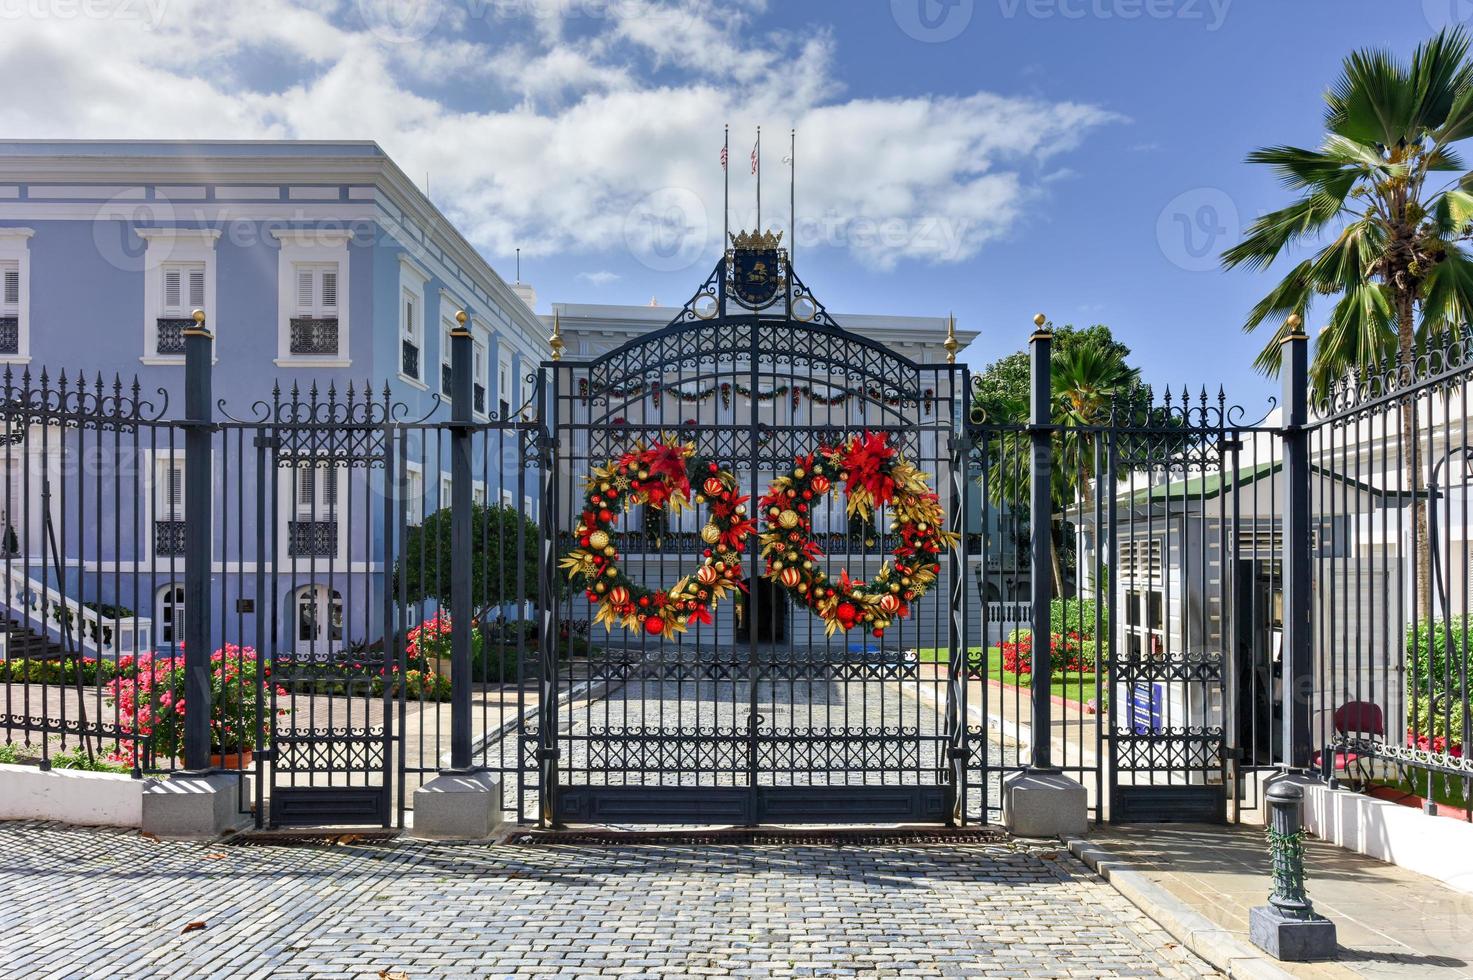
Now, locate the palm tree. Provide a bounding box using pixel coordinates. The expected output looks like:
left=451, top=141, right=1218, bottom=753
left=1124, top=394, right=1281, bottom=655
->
left=980, top=329, right=1141, bottom=596
left=1222, top=27, right=1473, bottom=621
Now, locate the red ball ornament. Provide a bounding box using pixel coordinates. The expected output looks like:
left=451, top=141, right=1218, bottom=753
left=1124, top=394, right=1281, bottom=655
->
left=609, top=586, right=630, bottom=606
left=645, top=615, right=665, bottom=635
left=811, top=475, right=831, bottom=494
left=697, top=564, right=718, bottom=585
left=703, top=477, right=725, bottom=496
left=779, top=567, right=801, bottom=588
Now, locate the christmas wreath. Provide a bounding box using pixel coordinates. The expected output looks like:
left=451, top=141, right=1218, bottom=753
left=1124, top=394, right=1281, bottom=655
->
left=559, top=436, right=755, bottom=635
left=759, top=432, right=959, bottom=636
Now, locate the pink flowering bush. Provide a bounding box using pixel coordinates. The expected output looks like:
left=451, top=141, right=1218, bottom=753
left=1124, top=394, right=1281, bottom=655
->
left=107, top=646, right=288, bottom=762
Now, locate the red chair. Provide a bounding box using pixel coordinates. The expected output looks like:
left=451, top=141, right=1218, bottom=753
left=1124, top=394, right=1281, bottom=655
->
left=1312, top=701, right=1384, bottom=785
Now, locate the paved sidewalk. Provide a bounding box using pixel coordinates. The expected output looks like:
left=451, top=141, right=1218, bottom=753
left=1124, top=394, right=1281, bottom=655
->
left=0, top=821, right=1218, bottom=979
left=1082, top=823, right=1473, bottom=979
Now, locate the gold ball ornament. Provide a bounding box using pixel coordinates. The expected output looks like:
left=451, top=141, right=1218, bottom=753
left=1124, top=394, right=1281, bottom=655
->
left=778, top=510, right=800, bottom=529
left=588, top=530, right=610, bottom=551
left=700, top=523, right=722, bottom=545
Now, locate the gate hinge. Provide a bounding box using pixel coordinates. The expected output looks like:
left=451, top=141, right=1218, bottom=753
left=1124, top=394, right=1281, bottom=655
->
left=1220, top=437, right=1244, bottom=452
left=535, top=431, right=557, bottom=463
left=946, top=746, right=971, bottom=761
left=254, top=434, right=280, bottom=451
left=536, top=746, right=560, bottom=761
left=254, top=747, right=274, bottom=761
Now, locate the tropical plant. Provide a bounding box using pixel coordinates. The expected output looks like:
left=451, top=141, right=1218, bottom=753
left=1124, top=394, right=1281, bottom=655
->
left=106, top=647, right=288, bottom=762
left=394, top=502, right=544, bottom=622
left=975, top=324, right=1147, bottom=595
left=1405, top=616, right=1471, bottom=756
left=1222, top=27, right=1473, bottom=619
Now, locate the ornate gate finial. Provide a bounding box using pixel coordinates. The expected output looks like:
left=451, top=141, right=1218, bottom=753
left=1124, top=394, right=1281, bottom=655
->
left=944, top=313, right=958, bottom=364
left=550, top=310, right=565, bottom=361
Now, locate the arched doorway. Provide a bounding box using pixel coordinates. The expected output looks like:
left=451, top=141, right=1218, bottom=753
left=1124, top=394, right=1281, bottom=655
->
left=156, top=583, right=185, bottom=651
left=290, top=584, right=342, bottom=658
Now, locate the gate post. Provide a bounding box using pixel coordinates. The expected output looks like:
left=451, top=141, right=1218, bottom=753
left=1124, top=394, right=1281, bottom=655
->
left=412, top=309, right=503, bottom=839
left=448, top=310, right=475, bottom=772
left=182, top=309, right=214, bottom=774
left=1279, top=315, right=1313, bottom=770
left=1000, top=313, right=1087, bottom=838
left=1027, top=315, right=1055, bottom=772
left=142, top=309, right=248, bottom=837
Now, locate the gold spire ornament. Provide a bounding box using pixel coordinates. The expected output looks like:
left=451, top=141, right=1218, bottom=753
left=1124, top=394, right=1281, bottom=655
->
left=550, top=310, right=565, bottom=361
left=943, top=313, right=958, bottom=364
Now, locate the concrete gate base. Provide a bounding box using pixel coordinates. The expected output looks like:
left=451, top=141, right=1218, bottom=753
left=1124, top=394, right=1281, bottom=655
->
left=141, top=773, right=251, bottom=838
left=1002, top=769, right=1088, bottom=838
left=412, top=770, right=504, bottom=839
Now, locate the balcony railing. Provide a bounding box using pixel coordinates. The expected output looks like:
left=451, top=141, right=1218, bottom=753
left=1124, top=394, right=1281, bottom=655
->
left=441, top=363, right=453, bottom=396
left=288, top=520, right=338, bottom=558
left=402, top=339, right=419, bottom=379
left=155, top=318, right=191, bottom=356
left=153, top=519, right=187, bottom=556
left=0, top=317, right=17, bottom=356
left=474, top=383, right=486, bottom=415
left=289, top=317, right=340, bottom=356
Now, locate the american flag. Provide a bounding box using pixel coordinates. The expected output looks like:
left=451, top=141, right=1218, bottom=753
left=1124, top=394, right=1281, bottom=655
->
left=751, top=140, right=760, bottom=175
left=720, top=144, right=728, bottom=171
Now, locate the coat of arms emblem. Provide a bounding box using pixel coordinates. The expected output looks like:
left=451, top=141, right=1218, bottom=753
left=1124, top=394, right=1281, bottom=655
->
left=728, top=229, right=786, bottom=309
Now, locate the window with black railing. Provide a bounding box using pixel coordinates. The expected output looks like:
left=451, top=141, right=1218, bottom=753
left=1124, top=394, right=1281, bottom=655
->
left=441, top=362, right=453, bottom=397
left=289, top=317, right=339, bottom=356
left=0, top=316, right=18, bottom=355
left=287, top=520, right=338, bottom=558
left=402, top=338, right=420, bottom=380
left=155, top=318, right=190, bottom=356
left=153, top=519, right=187, bottom=556
left=474, top=383, right=486, bottom=415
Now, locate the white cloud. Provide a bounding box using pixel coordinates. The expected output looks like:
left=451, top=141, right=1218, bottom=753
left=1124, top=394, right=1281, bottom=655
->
left=577, top=270, right=622, bottom=285
left=0, top=0, right=1122, bottom=269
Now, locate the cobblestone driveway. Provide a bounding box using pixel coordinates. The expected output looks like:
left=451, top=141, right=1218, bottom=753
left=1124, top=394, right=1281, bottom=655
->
left=0, top=822, right=1215, bottom=979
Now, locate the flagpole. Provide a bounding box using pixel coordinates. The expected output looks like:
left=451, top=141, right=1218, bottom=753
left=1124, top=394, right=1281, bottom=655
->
left=724, top=124, right=730, bottom=251
left=790, top=128, right=796, bottom=264
left=756, top=125, right=762, bottom=231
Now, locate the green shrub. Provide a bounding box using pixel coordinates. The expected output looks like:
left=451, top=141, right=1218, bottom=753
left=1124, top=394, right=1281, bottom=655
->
left=1050, top=597, right=1107, bottom=639
left=49, top=748, right=129, bottom=773
left=1405, top=617, right=1471, bottom=754
left=0, top=742, right=19, bottom=764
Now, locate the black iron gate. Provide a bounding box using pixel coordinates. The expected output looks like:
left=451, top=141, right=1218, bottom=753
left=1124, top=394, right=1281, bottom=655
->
left=539, top=245, right=971, bottom=825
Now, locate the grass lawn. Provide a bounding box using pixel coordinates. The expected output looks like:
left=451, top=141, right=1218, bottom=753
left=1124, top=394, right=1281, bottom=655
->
left=1368, top=768, right=1472, bottom=813
left=917, top=646, right=1105, bottom=708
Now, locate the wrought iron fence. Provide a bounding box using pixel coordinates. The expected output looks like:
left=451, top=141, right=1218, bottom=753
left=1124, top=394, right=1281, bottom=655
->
left=1307, top=327, right=1473, bottom=816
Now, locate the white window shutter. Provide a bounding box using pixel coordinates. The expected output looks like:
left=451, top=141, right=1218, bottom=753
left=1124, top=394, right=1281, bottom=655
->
left=298, top=466, right=315, bottom=512
left=165, top=462, right=183, bottom=519
left=187, top=267, right=205, bottom=309
left=296, top=269, right=315, bottom=312
left=321, top=269, right=338, bottom=310
left=164, top=268, right=182, bottom=310
left=2, top=265, right=17, bottom=307
left=323, top=467, right=338, bottom=510
left=403, top=297, right=415, bottom=339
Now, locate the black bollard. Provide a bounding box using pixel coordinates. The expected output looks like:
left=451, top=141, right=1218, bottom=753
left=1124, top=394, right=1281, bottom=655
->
left=1249, top=780, right=1337, bottom=960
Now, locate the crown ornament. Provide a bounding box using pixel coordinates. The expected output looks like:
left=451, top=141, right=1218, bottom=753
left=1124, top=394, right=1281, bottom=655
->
left=729, top=229, right=784, bottom=250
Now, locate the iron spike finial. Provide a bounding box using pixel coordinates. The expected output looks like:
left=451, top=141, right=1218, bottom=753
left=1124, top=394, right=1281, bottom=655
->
left=943, top=313, right=959, bottom=364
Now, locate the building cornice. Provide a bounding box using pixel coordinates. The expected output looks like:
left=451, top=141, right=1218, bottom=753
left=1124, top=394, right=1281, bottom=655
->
left=0, top=142, right=545, bottom=348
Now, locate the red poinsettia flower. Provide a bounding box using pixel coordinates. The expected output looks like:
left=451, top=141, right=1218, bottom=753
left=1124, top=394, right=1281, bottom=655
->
left=841, top=431, right=897, bottom=505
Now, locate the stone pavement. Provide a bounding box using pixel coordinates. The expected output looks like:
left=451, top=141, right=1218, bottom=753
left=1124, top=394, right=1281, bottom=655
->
left=0, top=820, right=1218, bottom=979
left=1084, top=823, right=1473, bottom=979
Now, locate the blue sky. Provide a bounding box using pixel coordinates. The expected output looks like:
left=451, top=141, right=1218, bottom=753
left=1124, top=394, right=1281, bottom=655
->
left=0, top=0, right=1462, bottom=408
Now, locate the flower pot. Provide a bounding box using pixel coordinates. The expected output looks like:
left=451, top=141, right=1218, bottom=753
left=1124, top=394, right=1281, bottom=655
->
left=179, top=748, right=253, bottom=769
left=213, top=748, right=253, bottom=769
